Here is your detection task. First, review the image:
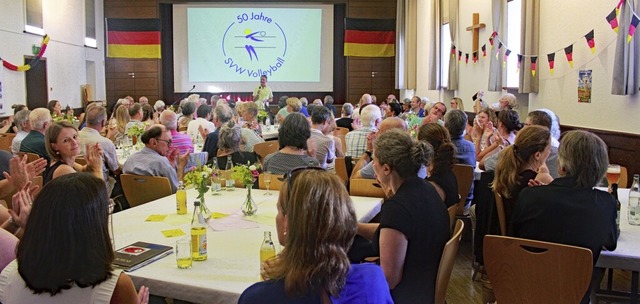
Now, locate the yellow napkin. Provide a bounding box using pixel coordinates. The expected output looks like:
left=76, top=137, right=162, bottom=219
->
left=145, top=214, right=168, bottom=222
left=161, top=229, right=186, bottom=238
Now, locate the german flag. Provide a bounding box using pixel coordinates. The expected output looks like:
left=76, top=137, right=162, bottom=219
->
left=107, top=19, right=161, bottom=59
left=344, top=18, right=395, bottom=57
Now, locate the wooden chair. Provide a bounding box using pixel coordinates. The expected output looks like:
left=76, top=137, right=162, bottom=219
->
left=120, top=174, right=172, bottom=207
left=17, top=152, right=41, bottom=164
left=349, top=178, right=385, bottom=198
left=434, top=219, right=465, bottom=304
left=494, top=191, right=507, bottom=236
left=258, top=172, right=284, bottom=192
left=619, top=165, right=628, bottom=188
left=333, top=127, right=349, bottom=137
left=0, top=176, right=43, bottom=209
left=335, top=133, right=346, bottom=155
left=253, top=141, right=279, bottom=162
left=484, top=235, right=593, bottom=304
left=447, top=204, right=458, bottom=233
left=0, top=133, right=16, bottom=152
left=452, top=164, right=474, bottom=216
left=334, top=157, right=349, bottom=184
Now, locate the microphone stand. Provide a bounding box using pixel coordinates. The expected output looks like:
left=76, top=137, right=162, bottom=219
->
left=172, top=85, right=196, bottom=106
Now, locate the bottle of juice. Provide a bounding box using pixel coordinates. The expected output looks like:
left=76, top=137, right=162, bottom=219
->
left=259, top=231, right=276, bottom=276
left=191, top=201, right=207, bottom=261
left=176, top=182, right=187, bottom=215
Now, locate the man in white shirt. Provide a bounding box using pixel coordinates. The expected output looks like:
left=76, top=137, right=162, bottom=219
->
left=187, top=104, right=216, bottom=140
left=79, top=104, right=120, bottom=194
left=11, top=109, right=30, bottom=155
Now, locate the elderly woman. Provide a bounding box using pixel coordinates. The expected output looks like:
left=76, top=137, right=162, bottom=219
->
left=239, top=102, right=261, bottom=136
left=383, top=102, right=403, bottom=119
left=336, top=103, right=354, bottom=131
left=492, top=125, right=553, bottom=230
left=263, top=113, right=319, bottom=174
left=493, top=93, right=517, bottom=111
left=0, top=173, right=149, bottom=303
left=47, top=100, right=63, bottom=118
left=178, top=100, right=197, bottom=130
left=44, top=121, right=104, bottom=184
left=276, top=97, right=301, bottom=124
left=476, top=109, right=520, bottom=162
left=512, top=130, right=617, bottom=304
left=418, top=123, right=459, bottom=207
left=357, top=129, right=449, bottom=303
left=239, top=169, right=392, bottom=303
left=215, top=121, right=259, bottom=169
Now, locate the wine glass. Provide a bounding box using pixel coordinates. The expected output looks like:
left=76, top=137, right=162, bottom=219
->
left=607, top=164, right=621, bottom=191
left=264, top=171, right=272, bottom=196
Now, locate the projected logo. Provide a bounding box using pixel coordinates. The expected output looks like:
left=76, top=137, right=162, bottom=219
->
left=222, top=12, right=288, bottom=79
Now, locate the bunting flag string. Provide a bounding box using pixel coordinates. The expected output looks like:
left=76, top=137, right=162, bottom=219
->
left=547, top=53, right=556, bottom=75
left=1, top=35, right=50, bottom=71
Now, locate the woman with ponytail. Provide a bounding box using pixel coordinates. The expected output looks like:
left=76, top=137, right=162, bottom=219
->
left=356, top=129, right=450, bottom=303
left=418, top=123, right=459, bottom=207
left=492, top=125, right=553, bottom=231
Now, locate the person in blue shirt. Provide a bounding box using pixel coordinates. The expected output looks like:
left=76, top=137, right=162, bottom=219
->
left=239, top=169, right=392, bottom=304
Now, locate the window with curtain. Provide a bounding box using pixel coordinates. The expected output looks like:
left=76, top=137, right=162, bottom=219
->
left=24, top=0, right=44, bottom=35
left=441, top=23, right=451, bottom=88
left=85, top=0, right=97, bottom=47
left=506, top=0, right=522, bottom=88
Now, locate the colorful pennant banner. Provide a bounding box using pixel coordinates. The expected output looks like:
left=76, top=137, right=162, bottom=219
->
left=1, top=35, right=50, bottom=71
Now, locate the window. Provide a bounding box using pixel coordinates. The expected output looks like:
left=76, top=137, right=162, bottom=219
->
left=24, top=0, right=44, bottom=35
left=506, top=0, right=522, bottom=88
left=441, top=23, right=451, bottom=88
left=85, top=0, right=97, bottom=47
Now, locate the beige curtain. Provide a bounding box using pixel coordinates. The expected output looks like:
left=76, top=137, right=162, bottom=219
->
left=612, top=0, right=640, bottom=95
left=488, top=0, right=505, bottom=91
left=397, top=0, right=418, bottom=90
left=518, top=0, right=539, bottom=93
left=428, top=0, right=441, bottom=90
left=447, top=0, right=459, bottom=90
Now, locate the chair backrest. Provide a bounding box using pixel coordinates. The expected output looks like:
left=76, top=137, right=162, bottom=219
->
left=434, top=219, right=464, bottom=304
left=0, top=176, right=43, bottom=209
left=493, top=191, right=507, bottom=236
left=333, top=127, right=349, bottom=137
left=253, top=141, right=279, bottom=161
left=349, top=178, right=385, bottom=198
left=17, top=152, right=41, bottom=164
left=120, top=174, right=172, bottom=207
left=258, top=172, right=284, bottom=191
left=0, top=133, right=16, bottom=152
left=447, top=204, right=457, bottom=233
left=335, top=133, right=346, bottom=155
left=484, top=235, right=593, bottom=304
left=619, top=165, right=628, bottom=188
left=452, top=164, right=474, bottom=216
left=334, top=157, right=348, bottom=183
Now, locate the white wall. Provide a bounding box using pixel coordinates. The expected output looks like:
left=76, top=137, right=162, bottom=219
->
left=414, top=0, right=639, bottom=134
left=0, top=0, right=105, bottom=111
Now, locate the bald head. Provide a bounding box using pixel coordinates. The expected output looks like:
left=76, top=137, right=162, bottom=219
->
left=360, top=94, right=372, bottom=106
left=378, top=117, right=408, bottom=133
left=160, top=110, right=178, bottom=130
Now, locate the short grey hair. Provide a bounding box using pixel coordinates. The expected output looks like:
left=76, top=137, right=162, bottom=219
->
left=444, top=109, right=467, bottom=138
left=342, top=103, right=354, bottom=116
left=29, top=108, right=52, bottom=130
left=159, top=110, right=178, bottom=130
left=181, top=101, right=197, bottom=116
left=299, top=97, right=308, bottom=107
left=360, top=104, right=382, bottom=128
left=324, top=95, right=334, bottom=105
left=14, top=109, right=31, bottom=132
left=86, top=105, right=107, bottom=127
left=218, top=121, right=242, bottom=151
left=214, top=104, right=233, bottom=123
left=558, top=130, right=608, bottom=188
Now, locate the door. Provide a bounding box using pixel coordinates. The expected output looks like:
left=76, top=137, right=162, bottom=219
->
left=25, top=56, right=48, bottom=109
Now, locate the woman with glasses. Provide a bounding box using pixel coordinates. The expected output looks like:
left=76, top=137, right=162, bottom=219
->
left=43, top=121, right=104, bottom=184
left=0, top=173, right=149, bottom=304
left=263, top=113, right=319, bottom=174
left=357, top=129, right=449, bottom=303
left=239, top=169, right=392, bottom=303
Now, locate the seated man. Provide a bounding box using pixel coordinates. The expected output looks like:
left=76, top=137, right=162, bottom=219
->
left=11, top=109, right=30, bottom=155
left=160, top=110, right=194, bottom=154
left=187, top=104, right=216, bottom=139
left=79, top=104, right=120, bottom=192
left=20, top=108, right=52, bottom=162
left=122, top=125, right=189, bottom=193
left=345, top=105, right=381, bottom=158
left=307, top=106, right=335, bottom=169
left=202, top=104, right=233, bottom=163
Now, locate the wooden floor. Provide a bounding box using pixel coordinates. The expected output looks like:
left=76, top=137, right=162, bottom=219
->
left=447, top=239, right=635, bottom=304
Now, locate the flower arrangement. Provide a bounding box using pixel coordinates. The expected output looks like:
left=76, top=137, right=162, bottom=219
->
left=52, top=114, right=79, bottom=124
left=126, top=123, right=146, bottom=138
left=231, top=163, right=260, bottom=186
left=183, top=164, right=213, bottom=218
left=257, top=109, right=268, bottom=123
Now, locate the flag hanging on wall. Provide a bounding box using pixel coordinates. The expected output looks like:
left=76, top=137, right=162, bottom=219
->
left=106, top=19, right=161, bottom=59
left=344, top=18, right=395, bottom=57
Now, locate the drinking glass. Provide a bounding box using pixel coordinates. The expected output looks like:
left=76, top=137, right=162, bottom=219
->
left=607, top=164, right=621, bottom=189
left=264, top=171, right=272, bottom=196
left=176, top=238, right=192, bottom=269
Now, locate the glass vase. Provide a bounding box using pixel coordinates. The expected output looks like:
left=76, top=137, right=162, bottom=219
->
left=242, top=184, right=257, bottom=216
left=197, top=189, right=211, bottom=220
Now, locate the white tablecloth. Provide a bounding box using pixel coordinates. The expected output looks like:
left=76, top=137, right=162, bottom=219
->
left=260, top=125, right=278, bottom=141
left=111, top=188, right=381, bottom=303
left=596, top=188, right=640, bottom=272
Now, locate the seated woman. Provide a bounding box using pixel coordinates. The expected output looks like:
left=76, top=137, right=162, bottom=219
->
left=276, top=97, right=302, bottom=125
left=418, top=123, right=459, bottom=208
left=47, top=100, right=63, bottom=118
left=357, top=129, right=449, bottom=303
left=492, top=125, right=553, bottom=231
left=470, top=108, right=497, bottom=158
left=239, top=102, right=262, bottom=137
left=512, top=130, right=617, bottom=304
left=0, top=173, right=148, bottom=303
left=215, top=121, right=259, bottom=169
left=239, top=169, right=392, bottom=304
left=141, top=104, right=157, bottom=127
left=107, top=105, right=130, bottom=146
left=449, top=97, right=464, bottom=111
left=476, top=109, right=521, bottom=162
left=384, top=102, right=403, bottom=119
left=44, top=121, right=104, bottom=184
left=263, top=113, right=319, bottom=174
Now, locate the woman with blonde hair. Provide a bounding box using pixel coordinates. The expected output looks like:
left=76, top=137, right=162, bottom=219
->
left=239, top=169, right=392, bottom=303
left=450, top=97, right=464, bottom=111
left=476, top=109, right=520, bottom=161
left=492, top=125, right=553, bottom=231
left=107, top=105, right=130, bottom=146
left=418, top=123, right=459, bottom=207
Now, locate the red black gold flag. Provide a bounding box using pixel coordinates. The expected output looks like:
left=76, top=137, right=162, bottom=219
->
left=585, top=30, right=595, bottom=54
left=465, top=53, right=469, bottom=64
left=503, top=49, right=511, bottom=67
left=489, top=37, right=494, bottom=49
left=451, top=45, right=457, bottom=58
left=481, top=44, right=487, bottom=57
left=617, top=0, right=624, bottom=15
left=344, top=18, right=395, bottom=57
left=496, top=42, right=503, bottom=59
left=458, top=50, right=462, bottom=61
left=106, top=19, right=161, bottom=58
left=517, top=54, right=523, bottom=72
left=607, top=8, right=619, bottom=33
left=565, top=45, right=574, bottom=68
left=473, top=51, right=478, bottom=63
left=547, top=53, right=556, bottom=75
left=531, top=56, right=538, bottom=77
left=628, top=13, right=640, bottom=43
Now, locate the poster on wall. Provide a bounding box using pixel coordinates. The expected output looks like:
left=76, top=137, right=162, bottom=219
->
left=0, top=65, right=4, bottom=114
left=578, top=70, right=592, bottom=103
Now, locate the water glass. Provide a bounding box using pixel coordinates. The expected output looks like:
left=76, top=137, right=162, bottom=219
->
left=176, top=238, right=192, bottom=269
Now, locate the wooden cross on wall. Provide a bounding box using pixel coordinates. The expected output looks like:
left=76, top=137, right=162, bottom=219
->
left=466, top=13, right=486, bottom=52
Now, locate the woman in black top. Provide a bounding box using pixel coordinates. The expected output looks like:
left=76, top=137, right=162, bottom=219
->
left=418, top=123, right=459, bottom=207
left=215, top=121, right=259, bottom=169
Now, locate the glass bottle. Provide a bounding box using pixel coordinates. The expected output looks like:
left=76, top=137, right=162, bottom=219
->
left=210, top=157, right=222, bottom=195
left=225, top=157, right=235, bottom=191
left=629, top=174, right=640, bottom=226
left=191, top=201, right=207, bottom=261
left=176, top=182, right=187, bottom=215
left=259, top=231, right=276, bottom=275
left=611, top=183, right=621, bottom=238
